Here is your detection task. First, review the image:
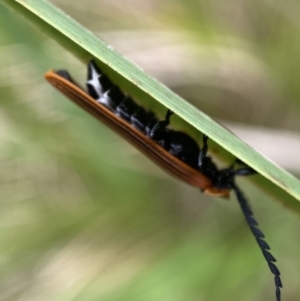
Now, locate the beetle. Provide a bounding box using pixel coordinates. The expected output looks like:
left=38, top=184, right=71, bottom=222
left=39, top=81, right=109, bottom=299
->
left=45, top=60, right=282, bottom=301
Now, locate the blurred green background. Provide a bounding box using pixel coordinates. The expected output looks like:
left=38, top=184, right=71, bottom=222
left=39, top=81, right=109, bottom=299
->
left=0, top=0, right=300, bottom=300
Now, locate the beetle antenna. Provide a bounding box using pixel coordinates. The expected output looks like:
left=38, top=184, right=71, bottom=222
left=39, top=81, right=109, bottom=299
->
left=231, top=184, right=282, bottom=301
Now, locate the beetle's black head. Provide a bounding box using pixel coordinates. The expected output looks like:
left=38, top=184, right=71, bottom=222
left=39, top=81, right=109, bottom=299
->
left=199, top=157, right=236, bottom=190
left=203, top=158, right=256, bottom=191
left=214, top=167, right=235, bottom=189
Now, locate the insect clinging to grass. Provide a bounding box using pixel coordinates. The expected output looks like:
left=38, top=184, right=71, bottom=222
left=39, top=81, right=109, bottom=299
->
left=45, top=60, right=282, bottom=301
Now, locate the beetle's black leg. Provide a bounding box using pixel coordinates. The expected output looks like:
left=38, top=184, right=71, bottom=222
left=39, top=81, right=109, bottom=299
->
left=221, top=158, right=257, bottom=177
left=233, top=159, right=257, bottom=176
left=198, top=135, right=209, bottom=167
left=149, top=110, right=173, bottom=139
left=234, top=167, right=257, bottom=176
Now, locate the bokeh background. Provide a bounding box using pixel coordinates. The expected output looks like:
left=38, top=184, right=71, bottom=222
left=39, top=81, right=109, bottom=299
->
left=1, top=0, right=300, bottom=300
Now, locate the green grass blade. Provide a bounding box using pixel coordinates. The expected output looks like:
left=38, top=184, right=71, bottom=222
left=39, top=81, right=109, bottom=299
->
left=2, top=0, right=300, bottom=211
